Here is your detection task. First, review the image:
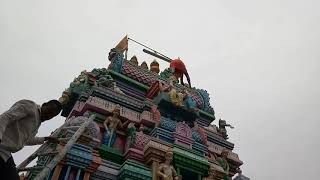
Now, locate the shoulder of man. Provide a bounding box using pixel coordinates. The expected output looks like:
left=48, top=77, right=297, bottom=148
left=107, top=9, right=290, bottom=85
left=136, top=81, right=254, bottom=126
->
left=15, top=99, right=38, bottom=107
left=14, top=99, right=39, bottom=113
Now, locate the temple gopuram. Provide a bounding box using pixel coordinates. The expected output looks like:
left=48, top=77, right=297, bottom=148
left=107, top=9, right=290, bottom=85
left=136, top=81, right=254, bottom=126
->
left=21, top=36, right=248, bottom=180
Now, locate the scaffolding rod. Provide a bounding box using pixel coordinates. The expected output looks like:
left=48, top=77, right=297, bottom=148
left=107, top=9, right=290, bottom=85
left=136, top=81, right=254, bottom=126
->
left=33, top=115, right=95, bottom=180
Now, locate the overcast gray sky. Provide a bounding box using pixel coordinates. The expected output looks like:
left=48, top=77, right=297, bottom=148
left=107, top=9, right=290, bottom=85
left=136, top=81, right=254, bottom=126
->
left=1, top=0, right=319, bottom=179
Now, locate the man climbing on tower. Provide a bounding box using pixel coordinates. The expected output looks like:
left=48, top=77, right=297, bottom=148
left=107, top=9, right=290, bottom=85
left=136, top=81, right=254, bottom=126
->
left=0, top=99, right=62, bottom=180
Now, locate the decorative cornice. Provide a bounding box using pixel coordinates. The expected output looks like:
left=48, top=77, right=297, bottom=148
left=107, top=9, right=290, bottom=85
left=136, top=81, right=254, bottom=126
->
left=118, top=160, right=152, bottom=180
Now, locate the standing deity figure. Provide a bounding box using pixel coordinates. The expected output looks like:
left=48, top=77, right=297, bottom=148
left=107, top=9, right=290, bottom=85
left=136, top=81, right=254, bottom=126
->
left=218, top=119, right=234, bottom=140
left=151, top=105, right=161, bottom=127
left=103, top=105, right=129, bottom=147
left=157, top=150, right=179, bottom=180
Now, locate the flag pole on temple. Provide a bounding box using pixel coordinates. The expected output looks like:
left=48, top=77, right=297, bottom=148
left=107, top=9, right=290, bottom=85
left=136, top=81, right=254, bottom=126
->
left=115, top=35, right=129, bottom=59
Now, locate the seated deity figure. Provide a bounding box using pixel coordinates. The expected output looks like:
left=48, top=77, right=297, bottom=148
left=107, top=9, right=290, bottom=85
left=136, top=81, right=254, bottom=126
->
left=103, top=105, right=129, bottom=147
left=157, top=149, right=179, bottom=180
left=166, top=76, right=184, bottom=107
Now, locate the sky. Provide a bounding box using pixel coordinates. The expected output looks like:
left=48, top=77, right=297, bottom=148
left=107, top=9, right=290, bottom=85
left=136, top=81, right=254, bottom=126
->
left=0, top=0, right=319, bottom=179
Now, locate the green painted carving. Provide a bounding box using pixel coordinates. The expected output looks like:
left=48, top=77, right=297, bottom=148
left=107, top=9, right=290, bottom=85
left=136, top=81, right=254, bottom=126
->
left=172, top=145, right=209, bottom=177
left=108, top=70, right=149, bottom=91
left=118, top=160, right=152, bottom=180
left=99, top=144, right=124, bottom=165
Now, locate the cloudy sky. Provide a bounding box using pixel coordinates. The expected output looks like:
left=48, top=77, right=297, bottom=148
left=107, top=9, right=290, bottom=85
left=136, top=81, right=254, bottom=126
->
left=1, top=0, right=319, bottom=179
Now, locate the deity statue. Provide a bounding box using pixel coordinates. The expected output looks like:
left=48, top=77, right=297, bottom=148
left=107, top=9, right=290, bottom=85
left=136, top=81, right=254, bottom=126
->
left=169, top=88, right=184, bottom=107
left=218, top=119, right=234, bottom=140
left=166, top=76, right=184, bottom=107
left=183, top=89, right=197, bottom=111
left=216, top=150, right=230, bottom=180
left=103, top=105, right=129, bottom=147
left=157, top=149, right=179, bottom=180
left=151, top=105, right=161, bottom=127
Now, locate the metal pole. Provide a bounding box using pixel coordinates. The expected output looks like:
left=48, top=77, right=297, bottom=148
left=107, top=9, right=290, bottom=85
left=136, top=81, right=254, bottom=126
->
left=33, top=115, right=95, bottom=180
left=128, top=38, right=172, bottom=62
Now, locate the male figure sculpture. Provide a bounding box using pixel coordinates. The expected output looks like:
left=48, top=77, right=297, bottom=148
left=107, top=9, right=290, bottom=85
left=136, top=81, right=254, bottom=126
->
left=103, top=105, right=129, bottom=147
left=157, top=150, right=179, bottom=180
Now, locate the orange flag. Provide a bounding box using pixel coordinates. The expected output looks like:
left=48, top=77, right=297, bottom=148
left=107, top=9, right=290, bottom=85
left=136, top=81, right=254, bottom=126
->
left=115, top=35, right=128, bottom=53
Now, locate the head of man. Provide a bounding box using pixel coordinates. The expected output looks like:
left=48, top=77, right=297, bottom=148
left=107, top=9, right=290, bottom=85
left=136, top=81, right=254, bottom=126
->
left=40, top=100, right=62, bottom=122
left=112, top=105, right=121, bottom=117
left=164, top=149, right=174, bottom=164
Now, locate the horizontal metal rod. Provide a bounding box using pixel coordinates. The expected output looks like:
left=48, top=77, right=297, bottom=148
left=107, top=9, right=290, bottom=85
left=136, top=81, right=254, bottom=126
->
left=143, top=49, right=172, bottom=63
left=128, top=37, right=172, bottom=62
left=36, top=151, right=58, bottom=157
left=18, top=166, right=44, bottom=172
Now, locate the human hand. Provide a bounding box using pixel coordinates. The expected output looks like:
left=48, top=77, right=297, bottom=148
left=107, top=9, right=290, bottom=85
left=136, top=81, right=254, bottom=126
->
left=44, top=137, right=60, bottom=144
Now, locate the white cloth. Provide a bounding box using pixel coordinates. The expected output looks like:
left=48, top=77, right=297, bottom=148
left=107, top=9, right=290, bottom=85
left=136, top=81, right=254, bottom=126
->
left=0, top=100, right=45, bottom=162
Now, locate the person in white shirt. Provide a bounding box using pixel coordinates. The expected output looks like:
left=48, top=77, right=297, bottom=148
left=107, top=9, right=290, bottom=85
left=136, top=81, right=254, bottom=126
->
left=0, top=99, right=62, bottom=180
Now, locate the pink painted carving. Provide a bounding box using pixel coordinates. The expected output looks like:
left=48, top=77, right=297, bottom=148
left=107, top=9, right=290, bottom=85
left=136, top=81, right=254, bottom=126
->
left=173, top=121, right=194, bottom=149
left=140, top=111, right=155, bottom=127
left=133, top=131, right=151, bottom=151
left=176, top=121, right=192, bottom=138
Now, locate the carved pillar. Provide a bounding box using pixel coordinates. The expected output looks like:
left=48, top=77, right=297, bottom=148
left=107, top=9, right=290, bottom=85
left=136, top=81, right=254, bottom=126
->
left=152, top=161, right=160, bottom=180
left=143, top=138, right=172, bottom=180
left=51, top=163, right=63, bottom=180
left=83, top=172, right=90, bottom=180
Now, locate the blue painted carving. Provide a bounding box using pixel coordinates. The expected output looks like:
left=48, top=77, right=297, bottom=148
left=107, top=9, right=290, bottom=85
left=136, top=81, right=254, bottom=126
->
left=103, top=129, right=117, bottom=147
left=159, top=117, right=176, bottom=132
left=65, top=144, right=93, bottom=168
left=196, top=89, right=215, bottom=115
left=192, top=130, right=202, bottom=143
left=184, top=93, right=197, bottom=111
left=108, top=51, right=124, bottom=73
left=150, top=127, right=174, bottom=143
left=192, top=142, right=208, bottom=155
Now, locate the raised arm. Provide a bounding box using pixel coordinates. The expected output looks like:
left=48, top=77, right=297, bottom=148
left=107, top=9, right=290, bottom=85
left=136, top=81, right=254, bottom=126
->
left=25, top=137, right=46, bottom=145
left=157, top=164, right=167, bottom=179
left=119, top=120, right=130, bottom=129
left=172, top=166, right=179, bottom=180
